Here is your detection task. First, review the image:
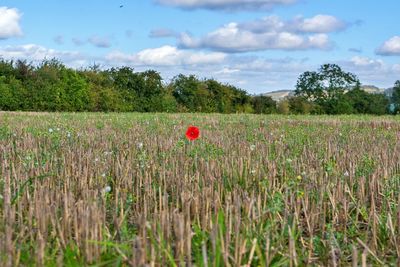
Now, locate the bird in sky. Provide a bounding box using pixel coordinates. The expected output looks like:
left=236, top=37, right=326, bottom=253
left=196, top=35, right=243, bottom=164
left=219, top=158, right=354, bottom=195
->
left=119, top=5, right=124, bottom=8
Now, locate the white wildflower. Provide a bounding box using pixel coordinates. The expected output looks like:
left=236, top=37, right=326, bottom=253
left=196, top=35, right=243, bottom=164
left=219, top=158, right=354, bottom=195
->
left=137, top=142, right=143, bottom=149
left=56, top=128, right=60, bottom=131
left=250, top=144, right=256, bottom=151
left=344, top=171, right=349, bottom=177
left=286, top=158, right=293, bottom=163
left=145, top=221, right=151, bottom=229
left=48, top=128, right=54, bottom=133
left=104, top=186, right=112, bottom=193
left=251, top=169, right=256, bottom=174
left=101, top=173, right=106, bottom=178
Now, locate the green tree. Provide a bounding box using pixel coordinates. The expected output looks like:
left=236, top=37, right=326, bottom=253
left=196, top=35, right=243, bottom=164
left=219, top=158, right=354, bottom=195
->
left=0, top=76, right=15, bottom=110
left=346, top=88, right=389, bottom=115
left=295, top=64, right=360, bottom=114
left=0, top=59, right=16, bottom=78
left=60, top=68, right=90, bottom=111
left=25, top=59, right=90, bottom=111
left=108, top=67, right=141, bottom=111
left=205, top=79, right=224, bottom=112
left=159, top=92, right=178, bottom=113
left=366, top=93, right=389, bottom=115
left=171, top=74, right=201, bottom=112
left=82, top=69, right=123, bottom=112
left=230, top=85, right=252, bottom=113
left=287, top=96, right=313, bottom=114
left=391, top=80, right=400, bottom=113
left=277, top=99, right=290, bottom=114
left=345, top=88, right=370, bottom=114
left=27, top=59, right=66, bottom=111
left=251, top=95, right=276, bottom=114
left=138, top=70, right=165, bottom=112
left=0, top=61, right=28, bottom=111
left=15, top=60, right=34, bottom=82
left=325, top=95, right=354, bottom=114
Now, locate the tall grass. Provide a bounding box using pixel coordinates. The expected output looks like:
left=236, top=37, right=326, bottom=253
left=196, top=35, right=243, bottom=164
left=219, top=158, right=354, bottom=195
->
left=0, top=112, right=399, bottom=266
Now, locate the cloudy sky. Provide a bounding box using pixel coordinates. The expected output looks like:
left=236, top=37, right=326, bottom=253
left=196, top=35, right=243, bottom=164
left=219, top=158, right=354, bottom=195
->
left=0, top=0, right=399, bottom=93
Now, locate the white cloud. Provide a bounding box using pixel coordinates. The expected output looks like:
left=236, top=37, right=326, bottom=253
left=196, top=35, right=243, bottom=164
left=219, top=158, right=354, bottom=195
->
left=157, top=0, right=296, bottom=11
left=0, top=44, right=86, bottom=67
left=229, top=56, right=307, bottom=74
left=104, top=46, right=309, bottom=92
left=214, top=67, right=240, bottom=74
left=338, top=56, right=399, bottom=88
left=297, top=15, right=346, bottom=33
left=350, top=56, right=384, bottom=69
left=229, top=57, right=308, bottom=91
left=106, top=45, right=226, bottom=66
left=179, top=16, right=337, bottom=52
left=376, top=36, right=400, bottom=56
left=241, top=15, right=347, bottom=34
left=0, top=7, right=22, bottom=39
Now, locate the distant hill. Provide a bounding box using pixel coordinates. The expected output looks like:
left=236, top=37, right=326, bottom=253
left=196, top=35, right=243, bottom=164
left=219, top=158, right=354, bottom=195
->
left=362, top=85, right=394, bottom=97
left=263, top=90, right=295, bottom=101
left=361, top=85, right=385, bottom=94
left=264, top=85, right=393, bottom=101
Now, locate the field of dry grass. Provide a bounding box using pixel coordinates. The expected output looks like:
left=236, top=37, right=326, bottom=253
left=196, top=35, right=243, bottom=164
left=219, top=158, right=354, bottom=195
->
left=0, top=112, right=399, bottom=266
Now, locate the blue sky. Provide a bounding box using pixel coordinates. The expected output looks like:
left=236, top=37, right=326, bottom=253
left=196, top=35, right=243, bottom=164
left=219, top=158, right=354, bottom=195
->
left=0, top=0, right=399, bottom=93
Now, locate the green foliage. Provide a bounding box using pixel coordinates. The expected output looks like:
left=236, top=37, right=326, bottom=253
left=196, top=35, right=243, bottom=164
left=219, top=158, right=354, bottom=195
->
left=84, top=69, right=124, bottom=111
left=172, top=74, right=201, bottom=111
left=171, top=74, right=253, bottom=113
left=324, top=95, right=354, bottom=115
left=295, top=64, right=361, bottom=114
left=0, top=58, right=395, bottom=115
left=391, top=80, right=400, bottom=113
left=346, top=88, right=389, bottom=115
left=293, top=63, right=391, bottom=115
left=287, top=96, right=314, bottom=114
left=277, top=99, right=290, bottom=114
left=0, top=59, right=16, bottom=77
left=0, top=72, right=27, bottom=111
left=367, top=93, right=389, bottom=115
left=251, top=95, right=277, bottom=114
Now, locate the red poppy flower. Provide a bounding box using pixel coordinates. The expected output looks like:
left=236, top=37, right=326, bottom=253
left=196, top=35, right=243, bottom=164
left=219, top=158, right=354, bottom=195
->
left=186, top=126, right=200, bottom=141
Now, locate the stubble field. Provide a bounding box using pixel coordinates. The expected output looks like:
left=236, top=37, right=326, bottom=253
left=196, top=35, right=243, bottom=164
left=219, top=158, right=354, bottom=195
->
left=0, top=112, right=399, bottom=266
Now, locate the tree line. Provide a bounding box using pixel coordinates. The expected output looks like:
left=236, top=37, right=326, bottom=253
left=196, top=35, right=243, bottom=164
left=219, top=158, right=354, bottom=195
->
left=290, top=63, right=396, bottom=115
left=0, top=58, right=399, bottom=114
left=0, top=59, right=258, bottom=113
